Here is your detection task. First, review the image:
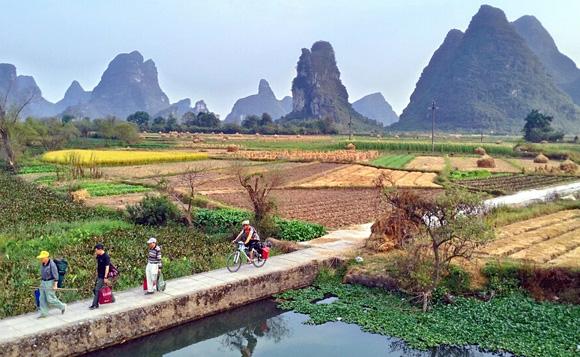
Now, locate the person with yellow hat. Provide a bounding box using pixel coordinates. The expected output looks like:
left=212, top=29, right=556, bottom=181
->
left=36, top=250, right=66, bottom=318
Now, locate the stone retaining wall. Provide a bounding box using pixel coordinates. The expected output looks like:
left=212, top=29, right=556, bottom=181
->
left=1, top=258, right=339, bottom=357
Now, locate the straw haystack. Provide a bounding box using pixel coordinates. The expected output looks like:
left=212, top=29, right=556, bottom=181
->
left=477, top=155, right=495, bottom=168
left=534, top=153, right=549, bottom=164
left=560, top=159, right=578, bottom=173
left=474, top=147, right=486, bottom=155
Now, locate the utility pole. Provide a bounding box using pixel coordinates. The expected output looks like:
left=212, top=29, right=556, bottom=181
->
left=429, top=100, right=437, bottom=152
left=348, top=112, right=353, bottom=141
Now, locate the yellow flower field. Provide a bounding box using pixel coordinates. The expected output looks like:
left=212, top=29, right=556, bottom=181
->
left=41, top=149, right=208, bottom=166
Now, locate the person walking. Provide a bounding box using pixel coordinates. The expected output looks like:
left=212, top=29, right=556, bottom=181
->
left=89, top=243, right=113, bottom=309
left=145, top=237, right=162, bottom=295
left=36, top=251, right=66, bottom=318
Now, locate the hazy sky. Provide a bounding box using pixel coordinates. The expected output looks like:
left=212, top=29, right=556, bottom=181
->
left=2, top=0, right=579, bottom=117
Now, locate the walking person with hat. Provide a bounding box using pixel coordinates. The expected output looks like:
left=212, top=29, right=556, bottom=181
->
left=36, top=250, right=66, bottom=318
left=145, top=237, right=162, bottom=295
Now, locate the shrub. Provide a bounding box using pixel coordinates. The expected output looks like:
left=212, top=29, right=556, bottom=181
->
left=482, top=261, right=522, bottom=295
left=274, top=219, right=326, bottom=242
left=442, top=265, right=471, bottom=294
left=127, top=195, right=181, bottom=226
left=193, top=208, right=326, bottom=241
left=193, top=208, right=250, bottom=234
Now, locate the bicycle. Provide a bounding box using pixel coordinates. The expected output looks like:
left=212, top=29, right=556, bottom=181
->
left=226, top=241, right=267, bottom=272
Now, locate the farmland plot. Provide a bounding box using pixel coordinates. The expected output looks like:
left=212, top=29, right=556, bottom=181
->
left=449, top=157, right=520, bottom=173
left=42, top=149, right=208, bottom=166
left=456, top=174, right=578, bottom=194
left=479, top=209, right=580, bottom=268
left=406, top=156, right=446, bottom=171
left=295, top=165, right=441, bottom=189
left=207, top=188, right=394, bottom=228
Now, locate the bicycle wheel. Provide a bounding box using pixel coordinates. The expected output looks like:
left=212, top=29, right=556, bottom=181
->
left=226, top=251, right=242, bottom=272
left=252, top=250, right=267, bottom=268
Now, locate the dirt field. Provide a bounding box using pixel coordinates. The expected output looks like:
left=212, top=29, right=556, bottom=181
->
left=449, top=157, right=520, bottom=173
left=101, top=159, right=254, bottom=180
left=406, top=156, right=446, bottom=171
left=208, top=188, right=391, bottom=228
left=295, top=164, right=441, bottom=189
left=478, top=209, right=580, bottom=268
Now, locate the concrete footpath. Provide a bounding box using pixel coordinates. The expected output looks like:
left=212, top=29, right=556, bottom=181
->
left=0, top=224, right=371, bottom=357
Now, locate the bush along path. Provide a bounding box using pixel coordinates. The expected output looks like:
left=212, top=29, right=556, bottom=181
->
left=276, top=272, right=580, bottom=357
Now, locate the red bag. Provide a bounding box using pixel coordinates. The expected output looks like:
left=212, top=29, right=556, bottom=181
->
left=143, top=277, right=148, bottom=291
left=98, top=286, right=113, bottom=304
left=262, top=247, right=270, bottom=260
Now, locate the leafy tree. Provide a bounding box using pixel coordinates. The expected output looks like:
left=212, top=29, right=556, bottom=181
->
left=127, top=111, right=151, bottom=131
left=29, top=118, right=80, bottom=150
left=61, top=114, right=75, bottom=125
left=522, top=110, right=564, bottom=142
left=113, top=122, right=140, bottom=144
left=93, top=117, right=118, bottom=139
left=196, top=112, right=220, bottom=128
left=260, top=113, right=273, bottom=126
left=242, top=115, right=261, bottom=130
left=73, top=117, right=93, bottom=137
left=165, top=115, right=179, bottom=132
left=151, top=116, right=167, bottom=132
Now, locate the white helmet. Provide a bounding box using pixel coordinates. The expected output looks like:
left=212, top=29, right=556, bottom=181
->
left=242, top=220, right=250, bottom=225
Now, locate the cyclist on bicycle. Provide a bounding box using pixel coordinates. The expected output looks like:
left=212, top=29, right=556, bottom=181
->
left=232, top=220, right=261, bottom=263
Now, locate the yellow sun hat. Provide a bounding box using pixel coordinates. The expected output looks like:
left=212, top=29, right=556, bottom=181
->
left=36, top=251, right=50, bottom=259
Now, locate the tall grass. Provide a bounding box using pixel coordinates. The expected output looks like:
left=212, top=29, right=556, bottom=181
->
left=336, top=140, right=516, bottom=156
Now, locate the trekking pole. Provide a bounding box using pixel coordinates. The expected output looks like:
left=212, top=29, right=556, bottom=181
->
left=31, top=287, right=80, bottom=291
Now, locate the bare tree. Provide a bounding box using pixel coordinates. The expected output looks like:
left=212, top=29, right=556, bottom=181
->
left=382, top=187, right=494, bottom=311
left=154, top=165, right=212, bottom=226
left=237, top=168, right=282, bottom=224
left=0, top=86, right=34, bottom=171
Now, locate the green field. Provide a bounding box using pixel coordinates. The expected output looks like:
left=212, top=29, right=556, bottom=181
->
left=65, top=182, right=151, bottom=197
left=371, top=154, right=415, bottom=169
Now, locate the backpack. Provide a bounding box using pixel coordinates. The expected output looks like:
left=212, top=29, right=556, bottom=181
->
left=52, top=259, right=68, bottom=288
left=107, top=263, right=119, bottom=279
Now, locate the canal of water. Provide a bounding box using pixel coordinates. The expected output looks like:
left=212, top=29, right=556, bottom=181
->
left=87, top=299, right=510, bottom=357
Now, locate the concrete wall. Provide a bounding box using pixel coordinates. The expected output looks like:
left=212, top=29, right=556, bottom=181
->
left=1, top=258, right=338, bottom=357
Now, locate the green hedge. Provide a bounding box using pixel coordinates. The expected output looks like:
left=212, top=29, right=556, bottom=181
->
left=193, top=208, right=326, bottom=241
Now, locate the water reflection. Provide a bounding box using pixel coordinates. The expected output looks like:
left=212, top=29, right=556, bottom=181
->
left=220, top=316, right=290, bottom=357
left=88, top=299, right=510, bottom=357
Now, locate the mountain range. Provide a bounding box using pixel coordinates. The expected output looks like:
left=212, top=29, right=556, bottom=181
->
left=224, top=79, right=292, bottom=124
left=393, top=5, right=580, bottom=133
left=2, top=6, right=580, bottom=134
left=0, top=51, right=209, bottom=120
